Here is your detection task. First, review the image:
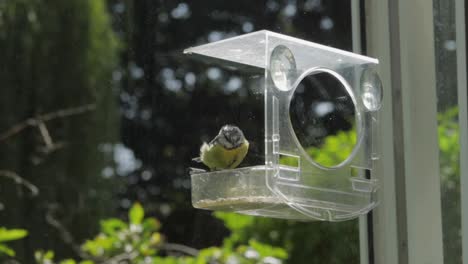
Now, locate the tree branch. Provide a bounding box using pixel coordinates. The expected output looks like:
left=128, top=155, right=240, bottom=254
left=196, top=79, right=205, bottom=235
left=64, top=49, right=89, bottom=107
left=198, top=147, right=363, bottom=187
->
left=0, top=104, right=96, bottom=142
left=161, top=243, right=199, bottom=256
left=0, top=170, right=39, bottom=196
left=3, top=259, right=22, bottom=264
left=100, top=251, right=138, bottom=264
left=45, top=205, right=94, bottom=260
left=37, top=121, right=54, bottom=149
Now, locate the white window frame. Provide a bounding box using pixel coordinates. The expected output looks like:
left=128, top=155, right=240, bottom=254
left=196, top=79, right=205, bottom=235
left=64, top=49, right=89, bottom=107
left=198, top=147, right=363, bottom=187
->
left=359, top=0, right=465, bottom=263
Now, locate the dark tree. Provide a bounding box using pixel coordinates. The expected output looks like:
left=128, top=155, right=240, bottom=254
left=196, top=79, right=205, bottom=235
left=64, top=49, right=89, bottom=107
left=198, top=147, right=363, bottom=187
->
left=0, top=0, right=120, bottom=261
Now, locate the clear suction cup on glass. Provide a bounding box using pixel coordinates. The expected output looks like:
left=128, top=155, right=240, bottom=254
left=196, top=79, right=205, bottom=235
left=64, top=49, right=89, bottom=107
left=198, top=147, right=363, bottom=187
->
left=360, top=68, right=383, bottom=111
left=270, top=45, right=297, bottom=91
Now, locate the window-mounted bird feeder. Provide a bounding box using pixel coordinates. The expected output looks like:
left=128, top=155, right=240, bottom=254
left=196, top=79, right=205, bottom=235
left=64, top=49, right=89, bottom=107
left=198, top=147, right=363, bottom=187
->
left=185, top=30, right=382, bottom=221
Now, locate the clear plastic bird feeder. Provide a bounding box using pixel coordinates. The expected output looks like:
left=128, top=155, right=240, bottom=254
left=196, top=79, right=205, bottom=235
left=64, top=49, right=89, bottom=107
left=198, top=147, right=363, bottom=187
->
left=186, top=30, right=382, bottom=221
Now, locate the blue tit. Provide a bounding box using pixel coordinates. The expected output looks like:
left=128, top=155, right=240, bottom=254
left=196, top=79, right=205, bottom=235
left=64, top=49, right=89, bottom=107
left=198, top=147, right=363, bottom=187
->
left=195, top=125, right=249, bottom=171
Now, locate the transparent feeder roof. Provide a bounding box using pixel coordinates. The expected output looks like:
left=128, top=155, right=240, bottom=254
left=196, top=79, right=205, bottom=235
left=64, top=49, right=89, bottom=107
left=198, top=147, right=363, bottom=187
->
left=183, top=30, right=378, bottom=70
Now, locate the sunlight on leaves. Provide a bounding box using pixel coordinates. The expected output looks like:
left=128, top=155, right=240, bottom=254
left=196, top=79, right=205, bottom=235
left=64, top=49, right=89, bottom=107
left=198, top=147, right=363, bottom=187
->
left=129, top=202, right=145, bottom=225
left=0, top=228, right=28, bottom=242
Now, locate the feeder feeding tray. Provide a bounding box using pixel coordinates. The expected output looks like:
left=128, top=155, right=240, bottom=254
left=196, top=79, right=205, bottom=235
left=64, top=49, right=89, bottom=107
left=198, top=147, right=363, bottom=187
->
left=186, top=30, right=382, bottom=222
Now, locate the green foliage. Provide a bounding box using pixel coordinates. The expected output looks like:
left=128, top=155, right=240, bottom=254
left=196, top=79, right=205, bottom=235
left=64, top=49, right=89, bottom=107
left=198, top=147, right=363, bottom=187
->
left=0, top=245, right=15, bottom=258
left=0, top=228, right=28, bottom=243
left=0, top=227, right=28, bottom=257
left=33, top=203, right=287, bottom=264
left=437, top=107, right=462, bottom=263
left=81, top=203, right=162, bottom=261
left=129, top=202, right=145, bottom=225
left=35, top=250, right=93, bottom=264
left=215, top=211, right=255, bottom=231
left=215, top=211, right=358, bottom=264
left=151, top=256, right=193, bottom=264
left=280, top=130, right=356, bottom=168
left=191, top=240, right=287, bottom=264
left=35, top=251, right=55, bottom=263
left=307, top=130, right=357, bottom=167
left=438, top=107, right=460, bottom=181
left=280, top=129, right=358, bottom=189
left=248, top=240, right=288, bottom=259
left=0, top=0, right=120, bottom=261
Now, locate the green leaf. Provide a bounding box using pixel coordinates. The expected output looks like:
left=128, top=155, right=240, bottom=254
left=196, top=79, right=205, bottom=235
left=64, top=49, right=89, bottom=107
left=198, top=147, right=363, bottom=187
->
left=196, top=247, right=221, bottom=264
left=129, top=203, right=144, bottom=225
left=100, top=218, right=127, bottom=235
left=0, top=228, right=28, bottom=242
left=248, top=240, right=288, bottom=259
left=0, top=243, right=15, bottom=257
left=35, top=250, right=55, bottom=262
left=44, top=250, right=55, bottom=260
left=149, top=232, right=162, bottom=245
left=79, top=261, right=95, bottom=264
left=82, top=233, right=117, bottom=257
left=214, top=212, right=254, bottom=231
left=143, top=218, right=161, bottom=232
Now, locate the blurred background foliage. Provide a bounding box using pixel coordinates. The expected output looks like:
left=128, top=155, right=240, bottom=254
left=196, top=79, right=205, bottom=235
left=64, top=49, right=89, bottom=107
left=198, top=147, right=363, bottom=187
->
left=0, top=228, right=28, bottom=257
left=0, top=0, right=461, bottom=264
left=0, top=0, right=120, bottom=261
left=32, top=203, right=289, bottom=264
left=438, top=108, right=461, bottom=263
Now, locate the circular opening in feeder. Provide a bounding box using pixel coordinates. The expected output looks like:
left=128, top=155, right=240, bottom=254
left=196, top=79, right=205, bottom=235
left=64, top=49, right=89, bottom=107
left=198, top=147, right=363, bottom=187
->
left=289, top=69, right=358, bottom=168
left=270, top=45, right=297, bottom=91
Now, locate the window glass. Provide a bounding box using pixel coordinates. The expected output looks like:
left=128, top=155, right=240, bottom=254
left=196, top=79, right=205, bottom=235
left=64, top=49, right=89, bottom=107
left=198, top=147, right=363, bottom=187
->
left=0, top=1, right=361, bottom=263
left=433, top=0, right=462, bottom=262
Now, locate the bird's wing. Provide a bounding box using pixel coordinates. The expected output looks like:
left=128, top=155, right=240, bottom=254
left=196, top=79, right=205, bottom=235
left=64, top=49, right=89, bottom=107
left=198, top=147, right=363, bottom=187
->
left=208, top=135, right=221, bottom=146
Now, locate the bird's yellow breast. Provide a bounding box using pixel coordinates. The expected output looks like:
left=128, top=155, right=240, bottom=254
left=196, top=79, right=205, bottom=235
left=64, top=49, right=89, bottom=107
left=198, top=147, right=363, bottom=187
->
left=201, top=140, right=249, bottom=170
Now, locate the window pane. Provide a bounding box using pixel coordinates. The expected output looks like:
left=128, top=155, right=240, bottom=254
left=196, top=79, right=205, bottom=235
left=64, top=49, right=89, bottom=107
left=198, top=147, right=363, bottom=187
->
left=0, top=1, right=362, bottom=263
left=434, top=0, right=462, bottom=262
